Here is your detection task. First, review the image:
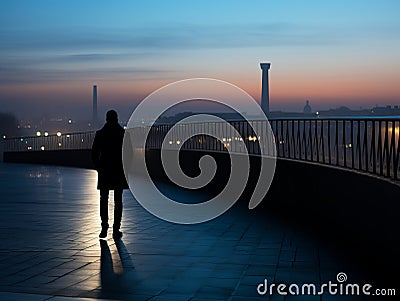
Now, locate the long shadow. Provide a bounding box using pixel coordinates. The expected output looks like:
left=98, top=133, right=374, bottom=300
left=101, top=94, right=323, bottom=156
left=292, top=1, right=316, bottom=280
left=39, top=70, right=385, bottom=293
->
left=99, top=239, right=136, bottom=299
left=114, top=239, right=135, bottom=271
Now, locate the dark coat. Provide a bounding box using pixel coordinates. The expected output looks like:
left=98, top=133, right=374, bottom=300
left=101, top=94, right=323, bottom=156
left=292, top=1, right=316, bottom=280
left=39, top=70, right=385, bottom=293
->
left=91, top=121, right=129, bottom=190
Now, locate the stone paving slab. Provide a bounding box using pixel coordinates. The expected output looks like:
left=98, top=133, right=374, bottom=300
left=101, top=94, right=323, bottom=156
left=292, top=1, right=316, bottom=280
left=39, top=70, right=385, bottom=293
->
left=0, top=163, right=380, bottom=300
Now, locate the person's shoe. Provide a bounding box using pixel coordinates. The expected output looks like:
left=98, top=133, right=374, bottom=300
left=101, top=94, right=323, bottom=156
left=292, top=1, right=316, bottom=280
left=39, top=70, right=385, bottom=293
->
left=99, top=228, right=108, bottom=239
left=112, top=230, right=123, bottom=240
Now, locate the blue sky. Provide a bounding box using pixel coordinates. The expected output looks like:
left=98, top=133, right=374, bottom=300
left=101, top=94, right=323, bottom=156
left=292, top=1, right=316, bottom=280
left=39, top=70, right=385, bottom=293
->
left=1, top=0, right=399, bottom=119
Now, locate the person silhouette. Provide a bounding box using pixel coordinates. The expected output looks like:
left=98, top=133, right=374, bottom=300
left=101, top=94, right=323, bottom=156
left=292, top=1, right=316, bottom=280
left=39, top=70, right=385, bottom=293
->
left=92, top=110, right=128, bottom=239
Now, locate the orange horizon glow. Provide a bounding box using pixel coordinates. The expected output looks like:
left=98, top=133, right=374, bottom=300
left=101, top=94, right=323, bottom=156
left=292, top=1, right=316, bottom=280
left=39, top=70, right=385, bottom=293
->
left=1, top=72, right=399, bottom=107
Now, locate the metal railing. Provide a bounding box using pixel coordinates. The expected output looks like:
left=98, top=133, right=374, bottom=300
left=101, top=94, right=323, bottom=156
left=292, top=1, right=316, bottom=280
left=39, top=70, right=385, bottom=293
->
left=144, top=120, right=275, bottom=156
left=3, top=131, right=95, bottom=152
left=269, top=118, right=400, bottom=180
left=3, top=117, right=400, bottom=181
left=144, top=117, right=400, bottom=181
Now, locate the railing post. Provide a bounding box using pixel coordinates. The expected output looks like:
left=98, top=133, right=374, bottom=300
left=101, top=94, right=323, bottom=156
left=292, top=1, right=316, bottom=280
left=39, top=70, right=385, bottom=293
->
left=309, top=120, right=313, bottom=162
left=364, top=120, right=369, bottom=172
left=328, top=120, right=331, bottom=165
left=378, top=120, right=383, bottom=176
left=389, top=120, right=396, bottom=179
left=303, top=120, right=307, bottom=161
left=321, top=120, right=325, bottom=164
left=371, top=120, right=376, bottom=174
left=336, top=120, right=339, bottom=166
left=296, top=119, right=301, bottom=160
left=315, top=119, right=319, bottom=162
left=343, top=120, right=347, bottom=168
left=291, top=120, right=295, bottom=159
left=394, top=120, right=400, bottom=181
left=350, top=120, right=354, bottom=169
left=384, top=120, right=390, bottom=177
left=286, top=120, right=290, bottom=158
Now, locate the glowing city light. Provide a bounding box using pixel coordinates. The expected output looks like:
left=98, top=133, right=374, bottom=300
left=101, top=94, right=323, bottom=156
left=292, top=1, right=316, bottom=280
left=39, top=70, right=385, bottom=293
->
left=36, top=131, right=41, bottom=137
left=388, top=126, right=400, bottom=135
left=56, top=131, right=62, bottom=137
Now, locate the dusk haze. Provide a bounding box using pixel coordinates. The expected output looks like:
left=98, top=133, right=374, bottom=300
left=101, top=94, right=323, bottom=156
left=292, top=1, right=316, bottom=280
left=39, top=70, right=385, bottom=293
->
left=1, top=2, right=400, bottom=300
left=1, top=0, right=400, bottom=120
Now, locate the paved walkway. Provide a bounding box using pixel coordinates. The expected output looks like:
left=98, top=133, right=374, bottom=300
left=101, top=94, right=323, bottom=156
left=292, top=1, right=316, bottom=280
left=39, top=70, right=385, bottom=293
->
left=0, top=163, right=377, bottom=300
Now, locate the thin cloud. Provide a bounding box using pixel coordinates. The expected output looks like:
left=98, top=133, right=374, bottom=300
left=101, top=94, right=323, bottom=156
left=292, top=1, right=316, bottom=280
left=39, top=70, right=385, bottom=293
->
left=0, top=66, right=177, bottom=84
left=0, top=22, right=347, bottom=53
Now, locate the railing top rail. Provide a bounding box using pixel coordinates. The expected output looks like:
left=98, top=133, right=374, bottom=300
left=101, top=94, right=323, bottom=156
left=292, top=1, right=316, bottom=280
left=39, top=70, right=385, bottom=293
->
left=144, top=116, right=400, bottom=127
left=268, top=116, right=400, bottom=121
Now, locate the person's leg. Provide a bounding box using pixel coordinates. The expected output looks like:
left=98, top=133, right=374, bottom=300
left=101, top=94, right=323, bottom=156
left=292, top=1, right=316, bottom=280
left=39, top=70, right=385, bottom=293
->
left=99, top=189, right=109, bottom=238
left=113, top=188, right=123, bottom=239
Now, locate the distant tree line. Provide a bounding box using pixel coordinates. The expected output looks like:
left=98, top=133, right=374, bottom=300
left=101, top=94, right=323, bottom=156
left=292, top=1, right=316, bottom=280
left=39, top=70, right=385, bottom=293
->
left=0, top=112, right=18, bottom=137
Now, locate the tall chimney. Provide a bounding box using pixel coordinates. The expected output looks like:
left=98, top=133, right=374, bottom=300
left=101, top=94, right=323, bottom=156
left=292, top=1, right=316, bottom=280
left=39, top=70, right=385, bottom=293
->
left=92, top=85, right=98, bottom=126
left=260, top=63, right=271, bottom=115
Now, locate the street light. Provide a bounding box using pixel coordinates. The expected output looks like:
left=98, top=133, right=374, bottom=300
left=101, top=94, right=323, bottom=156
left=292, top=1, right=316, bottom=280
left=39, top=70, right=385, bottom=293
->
left=56, top=131, right=62, bottom=137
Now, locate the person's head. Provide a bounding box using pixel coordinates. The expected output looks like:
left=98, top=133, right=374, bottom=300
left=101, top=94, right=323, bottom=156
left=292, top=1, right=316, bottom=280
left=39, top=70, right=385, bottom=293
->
left=106, top=110, right=118, bottom=123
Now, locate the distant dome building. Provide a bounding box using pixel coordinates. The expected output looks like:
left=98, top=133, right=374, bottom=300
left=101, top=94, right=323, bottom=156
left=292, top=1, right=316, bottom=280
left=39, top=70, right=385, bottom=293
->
left=303, top=100, right=312, bottom=113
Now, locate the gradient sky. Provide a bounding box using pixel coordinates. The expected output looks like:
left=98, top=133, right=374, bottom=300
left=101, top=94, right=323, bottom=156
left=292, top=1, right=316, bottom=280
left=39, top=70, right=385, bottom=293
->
left=1, top=0, right=399, bottom=120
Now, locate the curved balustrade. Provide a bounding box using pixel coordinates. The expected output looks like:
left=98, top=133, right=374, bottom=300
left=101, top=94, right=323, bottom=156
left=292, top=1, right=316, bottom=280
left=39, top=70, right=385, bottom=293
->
left=3, top=117, right=400, bottom=181
left=3, top=131, right=95, bottom=152
left=269, top=118, right=400, bottom=180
